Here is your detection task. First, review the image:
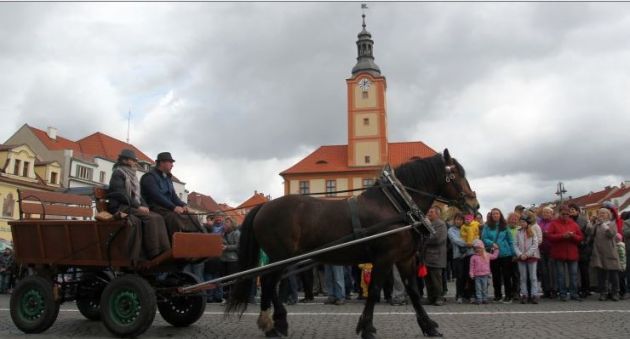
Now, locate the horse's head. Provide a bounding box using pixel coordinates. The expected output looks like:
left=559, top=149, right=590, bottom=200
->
left=440, top=148, right=480, bottom=215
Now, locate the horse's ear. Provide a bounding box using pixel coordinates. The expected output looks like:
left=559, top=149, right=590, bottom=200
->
left=443, top=148, right=453, bottom=164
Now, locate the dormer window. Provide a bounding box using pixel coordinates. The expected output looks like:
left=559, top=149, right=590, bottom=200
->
left=22, top=161, right=30, bottom=177
left=316, top=160, right=328, bottom=165
left=50, top=172, right=58, bottom=185
left=13, top=159, right=21, bottom=175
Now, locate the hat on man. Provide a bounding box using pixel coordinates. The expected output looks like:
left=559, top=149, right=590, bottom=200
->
left=156, top=152, right=175, bottom=163
left=118, top=149, right=138, bottom=161
left=515, top=204, right=525, bottom=212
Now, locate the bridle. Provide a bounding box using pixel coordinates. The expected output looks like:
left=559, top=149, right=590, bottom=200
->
left=401, top=158, right=478, bottom=216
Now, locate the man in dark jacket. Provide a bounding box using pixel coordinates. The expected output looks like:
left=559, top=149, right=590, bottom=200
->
left=140, top=152, right=204, bottom=236
left=424, top=206, right=447, bottom=306
left=569, top=203, right=592, bottom=298
left=108, top=149, right=170, bottom=260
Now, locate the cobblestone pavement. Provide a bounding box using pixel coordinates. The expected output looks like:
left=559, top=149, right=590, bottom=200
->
left=2, top=291, right=630, bottom=339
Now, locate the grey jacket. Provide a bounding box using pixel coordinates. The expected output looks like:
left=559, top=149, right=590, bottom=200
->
left=424, top=219, right=447, bottom=268
left=221, top=229, right=241, bottom=262
left=588, top=220, right=619, bottom=270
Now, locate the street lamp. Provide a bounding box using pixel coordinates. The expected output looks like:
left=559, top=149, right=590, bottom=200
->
left=555, top=182, right=567, bottom=202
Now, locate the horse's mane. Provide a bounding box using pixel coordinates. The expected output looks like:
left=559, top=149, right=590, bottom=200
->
left=362, top=153, right=464, bottom=200
left=394, top=153, right=445, bottom=189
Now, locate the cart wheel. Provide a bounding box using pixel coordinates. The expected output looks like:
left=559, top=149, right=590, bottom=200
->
left=10, top=275, right=60, bottom=333
left=76, top=272, right=112, bottom=321
left=158, top=272, right=206, bottom=327
left=100, top=275, right=156, bottom=338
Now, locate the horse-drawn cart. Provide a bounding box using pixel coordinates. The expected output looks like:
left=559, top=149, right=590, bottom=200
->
left=8, top=189, right=223, bottom=338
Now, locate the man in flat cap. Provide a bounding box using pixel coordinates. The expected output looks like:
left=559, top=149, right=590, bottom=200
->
left=108, top=149, right=171, bottom=260
left=140, top=152, right=204, bottom=236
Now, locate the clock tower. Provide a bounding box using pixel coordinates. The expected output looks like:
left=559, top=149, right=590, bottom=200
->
left=346, top=13, right=388, bottom=168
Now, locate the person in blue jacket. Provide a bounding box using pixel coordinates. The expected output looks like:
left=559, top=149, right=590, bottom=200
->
left=481, top=208, right=516, bottom=303
left=140, top=152, right=204, bottom=237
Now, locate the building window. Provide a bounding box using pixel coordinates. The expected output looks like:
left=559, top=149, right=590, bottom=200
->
left=362, top=91, right=369, bottom=99
left=76, top=165, right=93, bottom=180
left=362, top=178, right=375, bottom=188
left=326, top=180, right=337, bottom=197
left=299, top=181, right=310, bottom=194
left=2, top=193, right=15, bottom=217
left=364, top=155, right=371, bottom=164
left=13, top=159, right=21, bottom=176
left=99, top=171, right=106, bottom=183
left=363, top=118, right=369, bottom=126
left=50, top=172, right=58, bottom=185
left=22, top=161, right=30, bottom=177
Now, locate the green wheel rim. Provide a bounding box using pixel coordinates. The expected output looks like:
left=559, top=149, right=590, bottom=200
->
left=19, top=289, right=46, bottom=321
left=110, top=289, right=141, bottom=326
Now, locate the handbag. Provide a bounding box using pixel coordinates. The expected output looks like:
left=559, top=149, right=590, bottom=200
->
left=417, top=263, right=428, bottom=278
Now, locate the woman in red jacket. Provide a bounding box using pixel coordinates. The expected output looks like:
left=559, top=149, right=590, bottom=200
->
left=547, top=205, right=584, bottom=302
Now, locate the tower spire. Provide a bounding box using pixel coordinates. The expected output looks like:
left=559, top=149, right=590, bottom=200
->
left=352, top=4, right=381, bottom=76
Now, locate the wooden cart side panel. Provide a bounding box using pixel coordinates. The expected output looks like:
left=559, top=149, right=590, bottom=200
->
left=9, top=220, right=132, bottom=267
left=172, top=233, right=223, bottom=259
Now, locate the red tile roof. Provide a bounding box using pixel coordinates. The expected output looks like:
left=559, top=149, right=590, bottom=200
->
left=609, top=184, right=630, bottom=199
left=29, top=125, right=81, bottom=153
left=187, top=191, right=220, bottom=212
left=28, top=125, right=153, bottom=164
left=566, top=186, right=618, bottom=207
left=77, top=132, right=153, bottom=163
left=280, top=141, right=437, bottom=175
left=236, top=191, right=270, bottom=209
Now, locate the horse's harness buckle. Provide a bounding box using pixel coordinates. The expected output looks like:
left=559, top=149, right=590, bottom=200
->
left=379, top=165, right=435, bottom=236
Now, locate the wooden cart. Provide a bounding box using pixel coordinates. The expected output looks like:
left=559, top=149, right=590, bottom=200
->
left=8, top=189, right=223, bottom=338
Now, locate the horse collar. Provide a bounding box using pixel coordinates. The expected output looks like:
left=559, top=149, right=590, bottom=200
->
left=378, top=165, right=436, bottom=236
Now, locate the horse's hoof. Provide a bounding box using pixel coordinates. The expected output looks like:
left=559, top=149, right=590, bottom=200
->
left=361, top=332, right=377, bottom=339
left=265, top=328, right=289, bottom=338
left=422, top=328, right=443, bottom=337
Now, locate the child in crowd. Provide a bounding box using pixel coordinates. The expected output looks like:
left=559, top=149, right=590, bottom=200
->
left=514, top=215, right=541, bottom=304
left=617, top=233, right=627, bottom=298
left=358, top=263, right=373, bottom=299
left=461, top=214, right=480, bottom=246
left=470, top=239, right=499, bottom=304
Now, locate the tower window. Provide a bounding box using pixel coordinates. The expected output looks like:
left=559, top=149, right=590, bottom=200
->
left=363, top=118, right=369, bottom=125
left=364, top=156, right=371, bottom=164
left=362, top=91, right=368, bottom=99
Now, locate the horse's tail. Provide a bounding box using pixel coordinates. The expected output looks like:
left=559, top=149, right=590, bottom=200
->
left=225, top=203, right=263, bottom=316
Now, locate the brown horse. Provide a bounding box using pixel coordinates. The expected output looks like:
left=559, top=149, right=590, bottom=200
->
left=226, top=149, right=479, bottom=338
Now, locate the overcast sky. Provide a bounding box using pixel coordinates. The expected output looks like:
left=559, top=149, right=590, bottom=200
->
left=1, top=2, right=629, bottom=215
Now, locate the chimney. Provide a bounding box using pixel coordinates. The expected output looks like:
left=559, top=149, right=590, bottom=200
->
left=47, top=127, right=57, bottom=140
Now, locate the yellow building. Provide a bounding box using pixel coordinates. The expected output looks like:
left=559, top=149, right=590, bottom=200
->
left=0, top=144, right=61, bottom=240
left=280, top=14, right=436, bottom=196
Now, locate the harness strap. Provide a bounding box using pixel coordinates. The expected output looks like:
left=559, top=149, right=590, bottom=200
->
left=379, top=164, right=435, bottom=236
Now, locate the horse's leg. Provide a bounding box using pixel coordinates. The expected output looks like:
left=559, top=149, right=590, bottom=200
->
left=260, top=270, right=289, bottom=337
left=356, top=263, right=391, bottom=339
left=258, top=272, right=275, bottom=334
left=397, top=258, right=442, bottom=337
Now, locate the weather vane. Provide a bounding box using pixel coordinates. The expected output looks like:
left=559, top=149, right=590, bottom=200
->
left=361, top=3, right=368, bottom=28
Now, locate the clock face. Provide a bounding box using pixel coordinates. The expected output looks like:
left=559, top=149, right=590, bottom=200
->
left=358, top=78, right=371, bottom=91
